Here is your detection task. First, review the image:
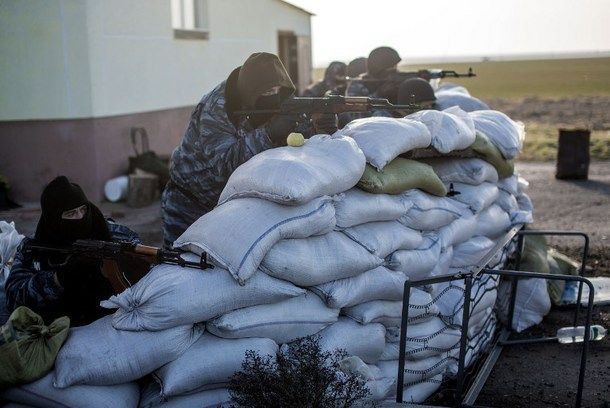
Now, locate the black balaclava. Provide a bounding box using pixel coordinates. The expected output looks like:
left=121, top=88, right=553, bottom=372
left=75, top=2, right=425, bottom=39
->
left=324, top=61, right=347, bottom=86
left=35, top=176, right=110, bottom=245
left=397, top=78, right=437, bottom=106
left=235, top=52, right=296, bottom=128
left=367, top=46, right=401, bottom=79
left=347, top=57, right=367, bottom=78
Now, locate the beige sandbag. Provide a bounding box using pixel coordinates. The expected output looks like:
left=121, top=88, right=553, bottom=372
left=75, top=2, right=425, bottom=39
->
left=357, top=158, right=447, bottom=196
left=471, top=133, right=514, bottom=178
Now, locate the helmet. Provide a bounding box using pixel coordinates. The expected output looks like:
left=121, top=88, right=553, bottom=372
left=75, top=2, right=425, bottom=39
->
left=367, top=47, right=401, bottom=77
left=397, top=78, right=436, bottom=106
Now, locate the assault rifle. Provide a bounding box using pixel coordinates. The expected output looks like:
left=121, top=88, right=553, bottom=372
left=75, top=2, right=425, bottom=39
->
left=339, top=67, right=476, bottom=83
left=234, top=95, right=422, bottom=117
left=22, top=239, right=212, bottom=292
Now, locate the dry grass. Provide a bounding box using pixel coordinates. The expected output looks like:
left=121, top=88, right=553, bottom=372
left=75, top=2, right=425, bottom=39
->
left=520, top=123, right=610, bottom=161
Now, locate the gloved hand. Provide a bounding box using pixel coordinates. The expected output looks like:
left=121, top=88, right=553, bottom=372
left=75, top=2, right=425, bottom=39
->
left=55, top=258, right=102, bottom=291
left=311, top=113, right=338, bottom=134
left=266, top=114, right=298, bottom=146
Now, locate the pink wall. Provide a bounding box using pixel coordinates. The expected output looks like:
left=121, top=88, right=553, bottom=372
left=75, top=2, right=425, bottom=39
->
left=0, top=106, right=194, bottom=203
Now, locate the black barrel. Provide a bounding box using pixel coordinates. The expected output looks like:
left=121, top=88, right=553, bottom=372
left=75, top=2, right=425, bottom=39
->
left=556, top=129, right=590, bottom=180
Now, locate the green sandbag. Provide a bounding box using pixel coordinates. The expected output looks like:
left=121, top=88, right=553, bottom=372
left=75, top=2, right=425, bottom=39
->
left=518, top=235, right=549, bottom=274
left=547, top=253, right=565, bottom=305
left=471, top=132, right=514, bottom=178
left=0, top=307, right=70, bottom=388
left=549, top=249, right=580, bottom=276
left=357, top=158, right=447, bottom=196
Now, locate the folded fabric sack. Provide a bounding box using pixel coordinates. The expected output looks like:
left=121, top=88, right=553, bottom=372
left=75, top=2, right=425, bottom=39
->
left=206, top=292, right=339, bottom=344
left=358, top=158, right=447, bottom=196
left=470, top=110, right=524, bottom=159
left=312, top=266, right=406, bottom=308
left=334, top=188, right=411, bottom=229
left=174, top=196, right=336, bottom=284
left=102, top=259, right=304, bottom=331
left=400, top=189, right=471, bottom=231
left=342, top=221, right=422, bottom=258
left=435, top=91, right=490, bottom=112
left=448, top=182, right=499, bottom=213
left=471, top=132, right=514, bottom=178
left=421, top=158, right=499, bottom=185
left=54, top=316, right=203, bottom=387
left=218, top=134, right=365, bottom=205
left=139, top=382, right=231, bottom=408
left=0, top=307, right=69, bottom=388
left=343, top=289, right=439, bottom=326
left=1, top=370, right=140, bottom=408
left=335, top=117, right=431, bottom=170
left=261, top=231, right=383, bottom=286
left=154, top=334, right=278, bottom=397
left=387, top=235, right=442, bottom=280
left=407, top=107, right=476, bottom=153
left=316, top=318, right=386, bottom=364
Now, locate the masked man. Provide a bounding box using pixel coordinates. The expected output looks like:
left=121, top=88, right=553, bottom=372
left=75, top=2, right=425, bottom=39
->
left=302, top=61, right=347, bottom=97
left=162, top=52, right=337, bottom=247
left=5, top=176, right=142, bottom=326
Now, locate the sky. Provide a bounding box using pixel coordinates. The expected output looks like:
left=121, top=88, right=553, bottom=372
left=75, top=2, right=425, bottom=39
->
left=286, top=0, right=610, bottom=67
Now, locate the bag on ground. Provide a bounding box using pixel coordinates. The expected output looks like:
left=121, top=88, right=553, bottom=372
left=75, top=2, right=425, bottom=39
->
left=154, top=334, right=278, bottom=397
left=358, top=159, right=447, bottom=196
left=261, top=231, right=383, bottom=286
left=406, top=107, right=476, bottom=153
left=342, top=221, right=422, bottom=258
left=218, top=134, right=365, bottom=205
left=53, top=316, right=203, bottom=387
left=206, top=292, right=339, bottom=344
left=497, top=277, right=551, bottom=332
left=335, top=117, right=431, bottom=170
left=1, top=371, right=140, bottom=408
left=174, top=196, right=336, bottom=284
left=0, top=307, right=69, bottom=388
left=334, top=188, right=411, bottom=229
left=102, top=259, right=304, bottom=331
left=312, top=266, right=406, bottom=308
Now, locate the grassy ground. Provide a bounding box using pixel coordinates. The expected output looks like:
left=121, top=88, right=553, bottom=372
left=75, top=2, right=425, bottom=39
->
left=521, top=123, right=610, bottom=161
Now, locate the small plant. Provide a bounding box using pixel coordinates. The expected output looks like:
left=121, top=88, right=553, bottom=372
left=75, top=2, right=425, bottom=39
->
left=228, top=336, right=371, bottom=408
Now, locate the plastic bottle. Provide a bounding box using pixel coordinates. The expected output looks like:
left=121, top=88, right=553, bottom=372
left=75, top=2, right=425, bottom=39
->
left=557, top=325, right=607, bottom=344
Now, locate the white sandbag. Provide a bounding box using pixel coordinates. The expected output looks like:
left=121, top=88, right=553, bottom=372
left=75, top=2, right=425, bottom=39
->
left=470, top=110, right=524, bottom=159
left=0, top=221, right=24, bottom=270
left=517, top=192, right=533, bottom=213
left=517, top=175, right=530, bottom=193
left=451, top=236, right=495, bottom=268
left=435, top=91, right=490, bottom=112
left=334, top=188, right=411, bottom=229
left=474, top=204, right=511, bottom=239
left=261, top=231, right=383, bottom=287
left=399, top=374, right=443, bottom=403
left=312, top=266, right=406, bottom=308
left=437, top=82, right=470, bottom=95
left=438, top=214, right=477, bottom=250
left=316, top=318, right=386, bottom=364
left=343, top=289, right=438, bottom=327
left=511, top=209, right=534, bottom=225
left=382, top=317, right=461, bottom=360
left=497, top=175, right=519, bottom=195
left=1, top=371, right=140, bottom=408
left=406, top=107, right=476, bottom=153
left=174, top=196, right=336, bottom=284
left=218, top=134, right=365, bottom=205
left=495, top=190, right=519, bottom=213
left=343, top=221, right=423, bottom=258
left=335, top=117, right=431, bottom=170
left=378, top=356, right=448, bottom=386
left=102, top=258, right=305, bottom=331
left=400, top=189, right=472, bottom=230
left=430, top=246, right=453, bottom=278
left=154, top=334, right=277, bottom=397
left=448, top=182, right=499, bottom=213
left=54, top=316, right=203, bottom=387
left=207, top=292, right=339, bottom=344
left=139, top=382, right=231, bottom=408
left=497, top=278, right=551, bottom=332
left=387, top=235, right=441, bottom=280
left=421, top=158, right=498, bottom=185
left=338, top=357, right=395, bottom=400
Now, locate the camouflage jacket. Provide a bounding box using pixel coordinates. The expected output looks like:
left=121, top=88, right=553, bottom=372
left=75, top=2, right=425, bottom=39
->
left=162, top=81, right=278, bottom=247
left=4, top=221, right=140, bottom=323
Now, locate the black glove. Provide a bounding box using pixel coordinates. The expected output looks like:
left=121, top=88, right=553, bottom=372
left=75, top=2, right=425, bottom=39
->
left=55, top=258, right=102, bottom=291
left=311, top=113, right=338, bottom=134
left=266, top=114, right=298, bottom=146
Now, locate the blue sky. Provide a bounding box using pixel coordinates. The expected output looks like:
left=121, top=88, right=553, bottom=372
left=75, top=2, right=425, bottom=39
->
left=287, top=0, right=610, bottom=66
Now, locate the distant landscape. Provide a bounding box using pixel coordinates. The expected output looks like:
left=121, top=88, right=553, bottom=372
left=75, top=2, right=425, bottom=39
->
left=314, top=57, right=610, bottom=161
